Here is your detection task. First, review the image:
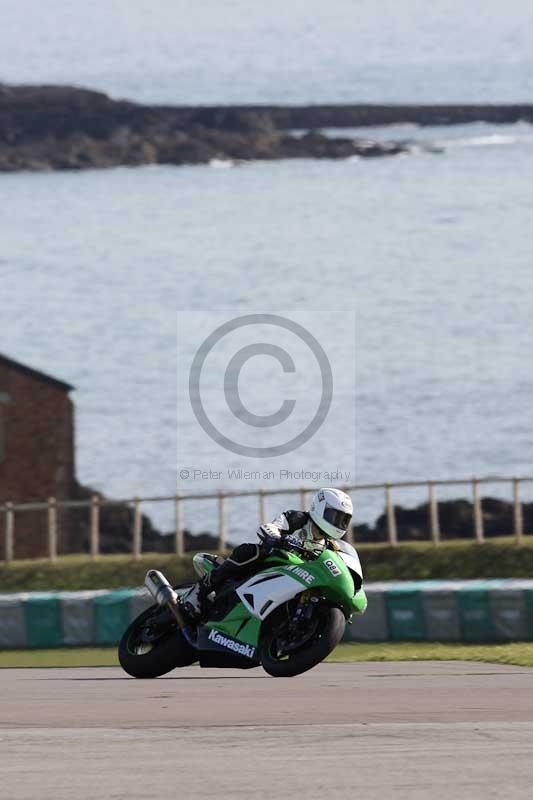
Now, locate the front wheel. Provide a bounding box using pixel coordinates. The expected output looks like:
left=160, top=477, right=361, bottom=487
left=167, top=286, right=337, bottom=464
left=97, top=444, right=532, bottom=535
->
left=260, top=603, right=345, bottom=678
left=118, top=603, right=197, bottom=678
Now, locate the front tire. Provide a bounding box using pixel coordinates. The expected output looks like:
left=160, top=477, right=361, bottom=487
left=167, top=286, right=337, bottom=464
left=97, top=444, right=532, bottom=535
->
left=260, top=603, right=345, bottom=678
left=118, top=604, right=196, bottom=678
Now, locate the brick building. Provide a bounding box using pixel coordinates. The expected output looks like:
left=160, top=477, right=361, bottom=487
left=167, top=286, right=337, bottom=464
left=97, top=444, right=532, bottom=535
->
left=0, top=353, right=76, bottom=558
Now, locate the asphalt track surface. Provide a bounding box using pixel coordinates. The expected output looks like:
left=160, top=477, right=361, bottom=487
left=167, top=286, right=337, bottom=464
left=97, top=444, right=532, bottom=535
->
left=1, top=661, right=533, bottom=800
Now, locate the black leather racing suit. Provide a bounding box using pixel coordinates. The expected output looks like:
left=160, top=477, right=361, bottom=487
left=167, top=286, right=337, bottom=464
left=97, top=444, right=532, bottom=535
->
left=209, top=510, right=311, bottom=592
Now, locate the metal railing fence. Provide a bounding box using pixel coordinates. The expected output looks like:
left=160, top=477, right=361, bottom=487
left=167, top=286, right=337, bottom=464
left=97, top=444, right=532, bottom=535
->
left=1, top=475, right=532, bottom=563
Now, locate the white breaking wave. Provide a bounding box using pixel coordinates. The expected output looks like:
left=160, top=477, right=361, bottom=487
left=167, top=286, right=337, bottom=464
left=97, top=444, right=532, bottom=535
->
left=436, top=133, right=533, bottom=149
left=208, top=158, right=235, bottom=168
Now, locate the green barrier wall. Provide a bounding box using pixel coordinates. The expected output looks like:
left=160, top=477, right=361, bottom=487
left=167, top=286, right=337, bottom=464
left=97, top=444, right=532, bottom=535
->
left=24, top=594, right=63, bottom=648
left=385, top=588, right=426, bottom=640
left=456, top=588, right=497, bottom=642
left=3, top=581, right=533, bottom=648
left=94, top=590, right=133, bottom=644
left=523, top=589, right=533, bottom=638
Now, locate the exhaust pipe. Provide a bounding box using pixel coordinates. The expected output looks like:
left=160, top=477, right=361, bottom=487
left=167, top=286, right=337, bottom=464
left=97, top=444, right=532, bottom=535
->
left=145, top=569, right=188, bottom=630
left=145, top=569, right=179, bottom=606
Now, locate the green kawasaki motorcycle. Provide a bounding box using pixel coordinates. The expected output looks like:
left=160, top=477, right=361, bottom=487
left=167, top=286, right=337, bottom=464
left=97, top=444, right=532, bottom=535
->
left=118, top=539, right=367, bottom=678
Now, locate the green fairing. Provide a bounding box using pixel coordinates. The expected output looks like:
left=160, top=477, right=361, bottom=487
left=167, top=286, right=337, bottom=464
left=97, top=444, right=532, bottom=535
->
left=266, top=548, right=360, bottom=617
left=353, top=588, right=368, bottom=614
left=206, top=605, right=261, bottom=646
left=204, top=545, right=366, bottom=650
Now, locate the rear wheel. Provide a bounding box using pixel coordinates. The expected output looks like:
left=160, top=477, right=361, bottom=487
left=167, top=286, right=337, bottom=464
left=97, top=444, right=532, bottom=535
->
left=118, top=603, right=196, bottom=678
left=260, top=602, right=345, bottom=678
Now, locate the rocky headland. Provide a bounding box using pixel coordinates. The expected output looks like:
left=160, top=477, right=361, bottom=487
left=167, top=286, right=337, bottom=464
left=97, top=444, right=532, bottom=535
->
left=2, top=83, right=533, bottom=172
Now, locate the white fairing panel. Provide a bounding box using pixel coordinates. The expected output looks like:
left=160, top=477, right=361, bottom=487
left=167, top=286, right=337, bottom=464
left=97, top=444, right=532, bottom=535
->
left=236, top=572, right=306, bottom=620
left=336, top=541, right=363, bottom=581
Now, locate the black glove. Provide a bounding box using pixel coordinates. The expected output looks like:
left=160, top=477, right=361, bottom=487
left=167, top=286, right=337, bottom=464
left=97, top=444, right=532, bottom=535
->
left=257, top=523, right=282, bottom=544
left=261, top=534, right=284, bottom=551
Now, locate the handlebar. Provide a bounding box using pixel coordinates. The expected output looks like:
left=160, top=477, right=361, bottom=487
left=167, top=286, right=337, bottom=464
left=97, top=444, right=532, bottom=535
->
left=264, top=537, right=317, bottom=559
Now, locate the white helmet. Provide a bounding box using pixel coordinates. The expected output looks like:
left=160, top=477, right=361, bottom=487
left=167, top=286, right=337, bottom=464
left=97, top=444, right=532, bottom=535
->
left=309, top=488, right=353, bottom=540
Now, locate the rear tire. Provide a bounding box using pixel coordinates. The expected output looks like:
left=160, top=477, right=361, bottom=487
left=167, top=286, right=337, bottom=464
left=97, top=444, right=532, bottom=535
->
left=260, top=604, right=345, bottom=678
left=118, top=604, right=196, bottom=678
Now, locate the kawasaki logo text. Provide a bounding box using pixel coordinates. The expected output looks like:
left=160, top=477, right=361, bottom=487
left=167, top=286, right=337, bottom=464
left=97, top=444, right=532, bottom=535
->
left=208, top=629, right=256, bottom=659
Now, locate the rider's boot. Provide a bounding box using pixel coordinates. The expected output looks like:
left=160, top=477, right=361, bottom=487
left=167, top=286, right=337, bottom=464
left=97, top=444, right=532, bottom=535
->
left=182, top=575, right=215, bottom=619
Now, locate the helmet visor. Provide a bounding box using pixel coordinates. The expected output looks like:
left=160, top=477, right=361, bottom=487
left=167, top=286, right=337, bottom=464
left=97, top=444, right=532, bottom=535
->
left=323, top=506, right=352, bottom=533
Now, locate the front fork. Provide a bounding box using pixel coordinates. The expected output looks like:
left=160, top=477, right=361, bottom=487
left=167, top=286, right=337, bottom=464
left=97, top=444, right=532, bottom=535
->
left=295, top=591, right=319, bottom=620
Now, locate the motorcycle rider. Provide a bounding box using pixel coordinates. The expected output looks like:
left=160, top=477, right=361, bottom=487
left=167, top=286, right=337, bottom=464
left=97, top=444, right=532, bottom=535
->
left=183, top=487, right=355, bottom=618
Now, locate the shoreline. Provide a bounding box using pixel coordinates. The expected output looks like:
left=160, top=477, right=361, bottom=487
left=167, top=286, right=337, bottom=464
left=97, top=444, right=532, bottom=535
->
left=2, top=83, right=533, bottom=172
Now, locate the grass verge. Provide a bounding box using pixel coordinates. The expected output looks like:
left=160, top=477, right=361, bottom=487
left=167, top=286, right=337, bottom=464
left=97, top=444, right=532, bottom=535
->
left=2, top=642, right=533, bottom=669
left=328, top=641, right=533, bottom=667
left=0, top=552, right=196, bottom=592
left=0, top=647, right=119, bottom=667
left=3, top=538, right=533, bottom=591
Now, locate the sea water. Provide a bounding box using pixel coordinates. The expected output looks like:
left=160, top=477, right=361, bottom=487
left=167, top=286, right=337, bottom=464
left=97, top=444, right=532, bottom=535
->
left=1, top=3, right=533, bottom=538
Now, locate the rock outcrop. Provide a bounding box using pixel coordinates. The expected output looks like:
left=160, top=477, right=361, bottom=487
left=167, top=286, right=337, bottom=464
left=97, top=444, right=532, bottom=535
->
left=0, top=83, right=434, bottom=171
left=3, top=82, right=531, bottom=172
left=355, top=496, right=529, bottom=542
left=63, top=482, right=224, bottom=555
